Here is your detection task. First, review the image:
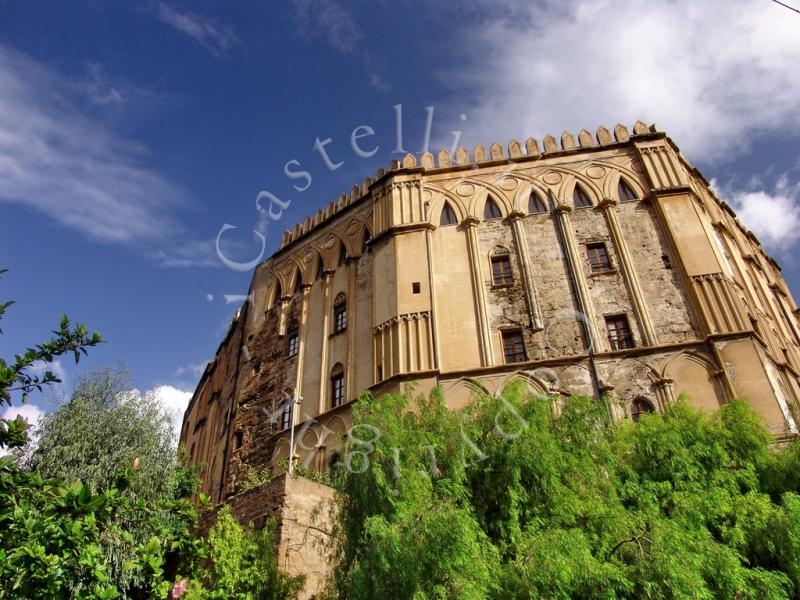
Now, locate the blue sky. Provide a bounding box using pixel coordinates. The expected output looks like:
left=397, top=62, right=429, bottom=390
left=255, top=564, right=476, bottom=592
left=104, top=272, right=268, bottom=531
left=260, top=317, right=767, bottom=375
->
left=2, top=0, right=800, bottom=430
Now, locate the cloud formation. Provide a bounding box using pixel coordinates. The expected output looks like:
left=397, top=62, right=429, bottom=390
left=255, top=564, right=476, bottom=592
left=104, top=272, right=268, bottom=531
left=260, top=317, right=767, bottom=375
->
left=716, top=174, right=800, bottom=253
left=0, top=46, right=219, bottom=268
left=155, top=3, right=237, bottom=55
left=444, top=0, right=800, bottom=164
left=149, top=384, right=193, bottom=439
left=291, top=0, right=389, bottom=91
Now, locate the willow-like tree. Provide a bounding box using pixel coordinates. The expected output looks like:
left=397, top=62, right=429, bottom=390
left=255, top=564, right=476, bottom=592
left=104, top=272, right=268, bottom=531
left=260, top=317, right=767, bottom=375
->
left=327, top=384, right=800, bottom=599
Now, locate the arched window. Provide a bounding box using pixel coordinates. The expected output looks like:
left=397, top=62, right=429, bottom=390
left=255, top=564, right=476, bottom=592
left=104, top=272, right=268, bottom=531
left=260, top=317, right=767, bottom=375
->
left=484, top=196, right=502, bottom=220
left=338, top=243, right=348, bottom=268
left=362, top=230, right=371, bottom=254
left=573, top=184, right=593, bottom=208
left=315, top=256, right=324, bottom=281
left=270, top=280, right=282, bottom=308
left=293, top=271, right=303, bottom=295
left=618, top=179, right=638, bottom=202
left=528, top=193, right=548, bottom=214
left=631, top=398, right=654, bottom=422
left=440, top=202, right=458, bottom=226
left=330, top=363, right=345, bottom=408
left=333, top=293, right=347, bottom=333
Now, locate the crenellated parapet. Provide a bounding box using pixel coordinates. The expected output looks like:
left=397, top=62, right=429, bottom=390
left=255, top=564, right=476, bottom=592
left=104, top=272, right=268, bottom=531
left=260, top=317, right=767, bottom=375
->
left=279, top=121, right=661, bottom=249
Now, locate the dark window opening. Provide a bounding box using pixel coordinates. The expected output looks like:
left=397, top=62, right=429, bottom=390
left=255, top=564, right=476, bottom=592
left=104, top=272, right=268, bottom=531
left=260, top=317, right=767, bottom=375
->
left=618, top=179, right=638, bottom=202
left=587, top=242, right=612, bottom=273
left=491, top=254, right=513, bottom=286
left=287, top=328, right=299, bottom=357
left=376, top=363, right=383, bottom=382
left=280, top=405, right=291, bottom=430
left=316, top=256, right=324, bottom=281
left=440, top=202, right=458, bottom=226
left=484, top=197, right=502, bottom=220
left=331, top=372, right=345, bottom=408
left=502, top=330, right=527, bottom=363
left=334, top=300, right=347, bottom=333
left=412, top=282, right=421, bottom=294
left=631, top=398, right=654, bottom=422
left=573, top=185, right=593, bottom=208
left=338, top=244, right=348, bottom=268
left=234, top=431, right=243, bottom=450
left=293, top=274, right=303, bottom=295
left=529, top=193, right=548, bottom=214
left=606, top=315, right=634, bottom=350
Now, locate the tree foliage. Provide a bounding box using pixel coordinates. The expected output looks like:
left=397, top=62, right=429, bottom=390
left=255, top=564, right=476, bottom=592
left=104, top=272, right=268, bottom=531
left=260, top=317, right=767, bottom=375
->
left=329, top=384, right=800, bottom=599
left=26, top=367, right=178, bottom=502
left=182, top=506, right=304, bottom=600
left=0, top=271, right=299, bottom=599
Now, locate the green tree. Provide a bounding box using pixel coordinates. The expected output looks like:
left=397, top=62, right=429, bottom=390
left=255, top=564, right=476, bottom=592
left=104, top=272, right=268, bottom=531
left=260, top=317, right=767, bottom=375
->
left=182, top=506, right=304, bottom=600
left=27, top=366, right=178, bottom=502
left=328, top=384, right=800, bottom=599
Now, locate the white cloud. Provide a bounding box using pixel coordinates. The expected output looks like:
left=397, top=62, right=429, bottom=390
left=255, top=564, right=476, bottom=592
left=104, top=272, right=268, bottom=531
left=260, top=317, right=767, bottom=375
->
left=441, top=0, right=800, bottom=164
left=0, top=46, right=221, bottom=268
left=150, top=384, right=193, bottom=439
left=716, top=175, right=800, bottom=253
left=156, top=3, right=237, bottom=55
left=0, top=46, right=181, bottom=244
left=2, top=403, right=45, bottom=427
left=291, top=0, right=389, bottom=91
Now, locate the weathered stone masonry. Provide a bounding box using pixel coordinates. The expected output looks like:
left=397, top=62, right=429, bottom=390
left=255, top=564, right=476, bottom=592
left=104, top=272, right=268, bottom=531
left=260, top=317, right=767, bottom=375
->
left=181, top=121, right=800, bottom=594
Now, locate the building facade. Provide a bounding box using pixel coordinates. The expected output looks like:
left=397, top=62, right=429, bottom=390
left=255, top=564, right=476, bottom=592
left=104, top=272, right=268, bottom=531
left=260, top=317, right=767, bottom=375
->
left=181, top=121, right=800, bottom=503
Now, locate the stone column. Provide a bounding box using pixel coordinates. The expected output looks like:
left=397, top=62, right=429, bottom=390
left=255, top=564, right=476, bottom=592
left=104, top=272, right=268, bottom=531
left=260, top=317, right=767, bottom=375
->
left=508, top=212, right=544, bottom=331
left=463, top=217, right=493, bottom=366
left=317, top=271, right=334, bottom=415
left=345, top=258, right=357, bottom=402
left=654, top=377, right=675, bottom=409
left=598, top=198, right=657, bottom=346
left=293, top=284, right=312, bottom=426
left=553, top=203, right=602, bottom=352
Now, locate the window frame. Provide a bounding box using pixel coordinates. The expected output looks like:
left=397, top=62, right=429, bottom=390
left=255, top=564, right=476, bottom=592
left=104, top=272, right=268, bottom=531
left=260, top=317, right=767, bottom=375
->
left=586, top=242, right=613, bottom=274
left=490, top=254, right=513, bottom=286
left=631, top=398, right=654, bottom=422
left=287, top=328, right=299, bottom=357
left=501, top=329, right=527, bottom=364
left=333, top=300, right=347, bottom=333
left=605, top=314, right=635, bottom=350
left=331, top=371, right=345, bottom=408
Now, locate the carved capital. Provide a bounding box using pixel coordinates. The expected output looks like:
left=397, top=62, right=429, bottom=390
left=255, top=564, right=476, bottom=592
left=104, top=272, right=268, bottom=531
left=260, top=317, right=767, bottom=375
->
left=506, top=210, right=526, bottom=222
left=555, top=204, right=572, bottom=214
left=597, top=197, right=618, bottom=209
left=462, top=216, right=481, bottom=228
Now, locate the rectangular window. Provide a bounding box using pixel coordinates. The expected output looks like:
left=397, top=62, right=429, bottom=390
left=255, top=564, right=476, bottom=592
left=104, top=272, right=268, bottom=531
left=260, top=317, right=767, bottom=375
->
left=491, top=255, right=513, bottom=286
left=287, top=331, right=299, bottom=357
left=280, top=405, right=291, bottom=430
left=606, top=315, right=634, bottom=350
left=331, top=373, right=345, bottom=408
left=334, top=303, right=347, bottom=333
left=587, top=242, right=612, bottom=273
left=501, top=330, right=527, bottom=363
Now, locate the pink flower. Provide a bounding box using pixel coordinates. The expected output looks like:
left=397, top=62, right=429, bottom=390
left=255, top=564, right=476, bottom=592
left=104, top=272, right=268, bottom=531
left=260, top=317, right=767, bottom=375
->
left=170, top=579, right=187, bottom=599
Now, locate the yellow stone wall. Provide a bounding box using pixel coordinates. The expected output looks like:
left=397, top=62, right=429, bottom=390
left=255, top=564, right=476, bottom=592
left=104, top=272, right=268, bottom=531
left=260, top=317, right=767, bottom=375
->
left=181, top=122, right=800, bottom=501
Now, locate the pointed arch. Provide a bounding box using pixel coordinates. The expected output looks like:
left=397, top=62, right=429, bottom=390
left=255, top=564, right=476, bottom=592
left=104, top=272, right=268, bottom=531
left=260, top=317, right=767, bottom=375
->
left=267, top=278, right=283, bottom=310
left=484, top=195, right=503, bottom=220
left=618, top=178, right=639, bottom=202
left=292, top=268, right=303, bottom=294
left=573, top=183, right=593, bottom=208
left=501, top=371, right=551, bottom=397
left=440, top=201, right=458, bottom=226
left=528, top=192, right=548, bottom=214
left=630, top=397, right=655, bottom=421
left=315, top=254, right=325, bottom=281
left=442, top=377, right=490, bottom=411
left=337, top=242, right=348, bottom=268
